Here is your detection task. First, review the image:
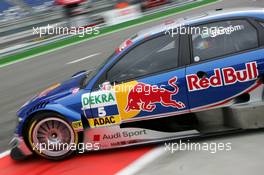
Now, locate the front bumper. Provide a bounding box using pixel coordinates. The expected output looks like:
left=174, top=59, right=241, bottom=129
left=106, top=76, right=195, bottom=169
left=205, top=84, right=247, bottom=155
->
left=9, top=135, right=32, bottom=160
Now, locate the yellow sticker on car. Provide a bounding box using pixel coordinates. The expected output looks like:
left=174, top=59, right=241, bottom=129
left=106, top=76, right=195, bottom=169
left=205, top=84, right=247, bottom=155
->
left=88, top=116, right=121, bottom=128
left=72, top=120, right=83, bottom=130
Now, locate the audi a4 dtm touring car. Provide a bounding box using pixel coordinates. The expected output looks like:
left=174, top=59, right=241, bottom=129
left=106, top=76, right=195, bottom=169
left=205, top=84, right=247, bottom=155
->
left=10, top=8, right=264, bottom=160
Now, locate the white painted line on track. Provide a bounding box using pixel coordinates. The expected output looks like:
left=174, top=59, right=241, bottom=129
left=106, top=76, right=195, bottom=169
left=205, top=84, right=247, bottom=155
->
left=0, top=150, right=10, bottom=159
left=115, top=146, right=166, bottom=175
left=66, top=53, right=101, bottom=65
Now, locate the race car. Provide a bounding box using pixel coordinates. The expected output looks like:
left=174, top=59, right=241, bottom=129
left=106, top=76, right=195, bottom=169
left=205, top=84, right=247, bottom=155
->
left=10, top=8, right=264, bottom=160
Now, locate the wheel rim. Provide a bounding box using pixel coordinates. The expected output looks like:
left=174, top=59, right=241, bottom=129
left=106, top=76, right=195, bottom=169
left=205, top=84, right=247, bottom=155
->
left=32, top=117, right=75, bottom=157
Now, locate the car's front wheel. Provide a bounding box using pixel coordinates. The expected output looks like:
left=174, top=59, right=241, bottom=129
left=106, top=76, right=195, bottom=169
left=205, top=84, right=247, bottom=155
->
left=27, top=112, right=79, bottom=160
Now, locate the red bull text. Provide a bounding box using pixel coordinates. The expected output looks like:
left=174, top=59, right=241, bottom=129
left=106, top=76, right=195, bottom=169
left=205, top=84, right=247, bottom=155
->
left=186, top=62, right=259, bottom=92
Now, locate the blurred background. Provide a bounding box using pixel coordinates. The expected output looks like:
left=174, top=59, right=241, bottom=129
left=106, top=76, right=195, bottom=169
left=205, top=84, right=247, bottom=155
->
left=0, top=0, right=194, bottom=56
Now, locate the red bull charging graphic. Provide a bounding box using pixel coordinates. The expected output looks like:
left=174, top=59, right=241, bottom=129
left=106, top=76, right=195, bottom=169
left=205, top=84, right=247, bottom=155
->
left=125, top=77, right=186, bottom=112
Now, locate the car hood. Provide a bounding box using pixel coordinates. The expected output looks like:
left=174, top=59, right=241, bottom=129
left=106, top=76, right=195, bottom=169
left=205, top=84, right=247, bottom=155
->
left=19, top=71, right=86, bottom=112
left=37, top=72, right=86, bottom=101
left=16, top=71, right=89, bottom=121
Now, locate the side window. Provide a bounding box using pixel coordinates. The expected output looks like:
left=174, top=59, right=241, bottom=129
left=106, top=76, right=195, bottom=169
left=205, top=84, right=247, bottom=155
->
left=107, top=34, right=179, bottom=82
left=192, top=20, right=259, bottom=62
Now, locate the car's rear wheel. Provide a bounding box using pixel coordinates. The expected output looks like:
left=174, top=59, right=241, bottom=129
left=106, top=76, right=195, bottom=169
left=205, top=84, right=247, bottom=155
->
left=27, top=112, right=78, bottom=160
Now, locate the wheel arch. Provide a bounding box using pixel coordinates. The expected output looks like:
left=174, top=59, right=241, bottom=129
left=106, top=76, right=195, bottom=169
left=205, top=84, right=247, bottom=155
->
left=23, top=102, right=85, bottom=132
left=21, top=110, right=84, bottom=160
left=22, top=109, right=85, bottom=152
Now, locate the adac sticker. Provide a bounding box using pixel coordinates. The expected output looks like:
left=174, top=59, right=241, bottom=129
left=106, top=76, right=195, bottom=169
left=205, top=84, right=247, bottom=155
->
left=88, top=116, right=121, bottom=128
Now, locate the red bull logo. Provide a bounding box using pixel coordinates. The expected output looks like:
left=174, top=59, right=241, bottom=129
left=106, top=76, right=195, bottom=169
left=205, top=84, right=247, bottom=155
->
left=125, top=77, right=185, bottom=112
left=186, top=62, right=259, bottom=92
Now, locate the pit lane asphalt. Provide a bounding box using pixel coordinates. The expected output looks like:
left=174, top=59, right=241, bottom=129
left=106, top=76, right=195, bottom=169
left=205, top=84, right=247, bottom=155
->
left=136, top=130, right=264, bottom=175
left=0, top=0, right=263, bottom=160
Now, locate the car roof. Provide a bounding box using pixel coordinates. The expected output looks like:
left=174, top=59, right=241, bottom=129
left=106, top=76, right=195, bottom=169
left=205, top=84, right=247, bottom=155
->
left=133, top=8, right=264, bottom=41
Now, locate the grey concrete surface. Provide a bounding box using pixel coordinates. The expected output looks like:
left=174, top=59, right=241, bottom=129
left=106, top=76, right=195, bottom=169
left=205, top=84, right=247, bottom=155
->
left=137, top=131, right=264, bottom=175
left=0, top=0, right=263, bottom=162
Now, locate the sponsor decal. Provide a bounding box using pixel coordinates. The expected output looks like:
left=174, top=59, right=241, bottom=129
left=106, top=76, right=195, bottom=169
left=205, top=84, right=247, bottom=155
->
left=187, top=62, right=259, bottom=92
left=88, top=116, right=121, bottom=128
left=93, top=135, right=101, bottom=141
left=71, top=87, right=80, bottom=94
left=111, top=140, right=138, bottom=147
left=201, top=25, right=244, bottom=38
left=72, top=120, right=83, bottom=130
left=82, top=90, right=116, bottom=109
left=82, top=90, right=119, bottom=118
left=102, top=130, right=147, bottom=140
left=125, top=77, right=185, bottom=112
left=116, top=39, right=133, bottom=53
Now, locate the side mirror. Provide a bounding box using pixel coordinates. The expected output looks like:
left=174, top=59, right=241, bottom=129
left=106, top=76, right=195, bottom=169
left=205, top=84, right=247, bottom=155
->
left=72, top=70, right=86, bottom=78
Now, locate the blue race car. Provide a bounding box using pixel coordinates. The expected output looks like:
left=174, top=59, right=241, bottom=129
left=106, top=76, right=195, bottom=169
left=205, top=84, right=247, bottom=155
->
left=10, top=8, right=264, bottom=160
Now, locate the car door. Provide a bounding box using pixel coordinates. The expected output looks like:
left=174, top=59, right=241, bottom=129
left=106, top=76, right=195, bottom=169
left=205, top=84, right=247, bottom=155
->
left=186, top=19, right=264, bottom=112
left=84, top=33, right=190, bottom=128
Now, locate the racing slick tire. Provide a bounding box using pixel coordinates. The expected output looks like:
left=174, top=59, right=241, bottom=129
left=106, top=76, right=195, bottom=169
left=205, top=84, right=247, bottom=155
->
left=26, top=112, right=80, bottom=160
